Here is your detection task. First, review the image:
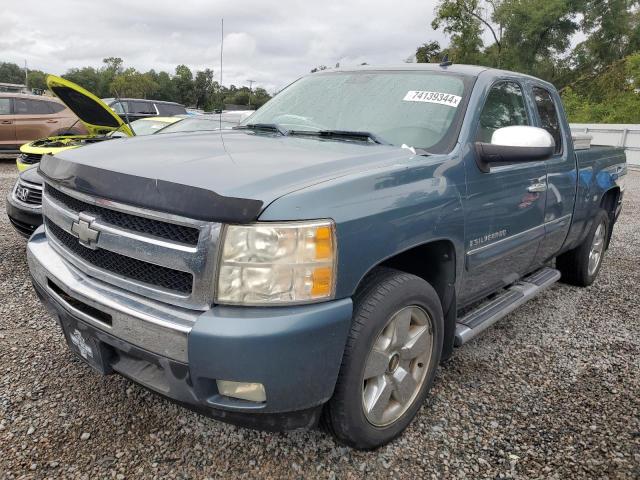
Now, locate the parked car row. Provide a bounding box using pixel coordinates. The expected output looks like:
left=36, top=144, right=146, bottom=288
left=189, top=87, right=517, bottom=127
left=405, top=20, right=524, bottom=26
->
left=9, top=63, right=625, bottom=449
left=6, top=75, right=250, bottom=236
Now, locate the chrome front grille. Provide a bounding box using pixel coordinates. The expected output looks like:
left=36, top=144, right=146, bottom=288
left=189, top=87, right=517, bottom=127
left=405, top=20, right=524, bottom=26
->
left=45, top=185, right=200, bottom=245
left=13, top=179, right=43, bottom=207
left=42, top=182, right=221, bottom=310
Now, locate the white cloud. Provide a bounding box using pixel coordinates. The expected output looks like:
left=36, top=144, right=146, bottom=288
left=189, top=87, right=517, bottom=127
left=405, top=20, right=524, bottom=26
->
left=1, top=0, right=449, bottom=93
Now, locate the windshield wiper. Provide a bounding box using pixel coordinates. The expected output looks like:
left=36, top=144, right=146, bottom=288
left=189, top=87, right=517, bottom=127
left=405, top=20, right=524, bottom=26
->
left=233, top=123, right=289, bottom=136
left=288, top=129, right=389, bottom=145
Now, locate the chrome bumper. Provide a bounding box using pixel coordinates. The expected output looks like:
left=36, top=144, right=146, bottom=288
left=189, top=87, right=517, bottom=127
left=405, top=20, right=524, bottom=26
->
left=27, top=227, right=199, bottom=363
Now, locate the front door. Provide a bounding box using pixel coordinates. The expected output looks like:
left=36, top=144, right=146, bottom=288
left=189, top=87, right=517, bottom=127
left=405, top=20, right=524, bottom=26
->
left=0, top=98, right=16, bottom=148
left=461, top=80, right=547, bottom=305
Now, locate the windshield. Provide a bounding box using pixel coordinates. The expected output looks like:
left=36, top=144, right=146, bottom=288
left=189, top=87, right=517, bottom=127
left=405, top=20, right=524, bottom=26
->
left=130, top=118, right=177, bottom=135
left=243, top=71, right=472, bottom=152
left=156, top=116, right=237, bottom=134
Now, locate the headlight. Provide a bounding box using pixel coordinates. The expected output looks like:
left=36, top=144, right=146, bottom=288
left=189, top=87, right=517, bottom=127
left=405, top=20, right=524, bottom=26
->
left=216, top=220, right=336, bottom=305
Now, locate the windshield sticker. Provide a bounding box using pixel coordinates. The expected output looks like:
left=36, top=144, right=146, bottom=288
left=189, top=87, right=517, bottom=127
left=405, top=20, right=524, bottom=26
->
left=403, top=91, right=462, bottom=107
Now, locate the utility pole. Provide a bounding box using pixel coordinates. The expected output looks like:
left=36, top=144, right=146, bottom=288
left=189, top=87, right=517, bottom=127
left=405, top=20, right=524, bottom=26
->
left=247, top=79, right=255, bottom=108
left=24, top=60, right=28, bottom=90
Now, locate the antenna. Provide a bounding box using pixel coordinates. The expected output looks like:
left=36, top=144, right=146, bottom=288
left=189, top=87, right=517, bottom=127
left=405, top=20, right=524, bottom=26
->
left=220, top=18, right=224, bottom=130
left=247, top=79, right=254, bottom=108
left=114, top=88, right=135, bottom=136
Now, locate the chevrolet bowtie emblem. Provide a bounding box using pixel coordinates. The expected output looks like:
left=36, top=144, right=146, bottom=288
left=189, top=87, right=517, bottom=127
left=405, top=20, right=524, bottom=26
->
left=71, top=213, right=100, bottom=249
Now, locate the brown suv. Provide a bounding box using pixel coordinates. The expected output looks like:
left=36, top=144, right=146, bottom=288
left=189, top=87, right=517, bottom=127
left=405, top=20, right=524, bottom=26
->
left=0, top=93, right=86, bottom=152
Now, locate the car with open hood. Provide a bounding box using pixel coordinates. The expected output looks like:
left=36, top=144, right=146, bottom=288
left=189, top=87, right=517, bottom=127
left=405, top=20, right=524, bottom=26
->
left=16, top=75, right=134, bottom=172
left=0, top=92, right=87, bottom=154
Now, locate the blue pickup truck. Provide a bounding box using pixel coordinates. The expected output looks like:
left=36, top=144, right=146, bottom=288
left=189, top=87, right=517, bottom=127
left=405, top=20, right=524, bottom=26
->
left=27, top=64, right=626, bottom=449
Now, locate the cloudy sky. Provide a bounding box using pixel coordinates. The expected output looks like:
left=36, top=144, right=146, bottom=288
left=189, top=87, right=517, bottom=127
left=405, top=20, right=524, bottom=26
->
left=1, top=0, right=457, bottom=93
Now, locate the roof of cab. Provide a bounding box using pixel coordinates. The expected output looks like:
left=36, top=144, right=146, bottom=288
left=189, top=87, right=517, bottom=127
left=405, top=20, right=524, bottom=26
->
left=318, top=63, right=544, bottom=82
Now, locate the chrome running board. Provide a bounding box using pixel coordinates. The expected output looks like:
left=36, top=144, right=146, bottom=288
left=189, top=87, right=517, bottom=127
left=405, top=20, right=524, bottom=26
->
left=454, top=267, right=560, bottom=346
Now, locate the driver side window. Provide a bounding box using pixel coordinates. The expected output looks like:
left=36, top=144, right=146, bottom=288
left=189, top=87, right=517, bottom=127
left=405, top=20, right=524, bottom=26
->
left=476, top=81, right=530, bottom=143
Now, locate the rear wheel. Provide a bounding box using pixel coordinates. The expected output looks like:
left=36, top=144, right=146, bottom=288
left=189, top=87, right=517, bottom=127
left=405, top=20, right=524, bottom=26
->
left=323, top=268, right=443, bottom=449
left=557, top=209, right=610, bottom=286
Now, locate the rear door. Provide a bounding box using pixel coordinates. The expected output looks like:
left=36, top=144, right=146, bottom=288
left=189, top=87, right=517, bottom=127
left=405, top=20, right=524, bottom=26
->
left=13, top=97, right=59, bottom=144
left=0, top=97, right=16, bottom=148
left=461, top=80, right=548, bottom=304
left=531, top=85, right=577, bottom=262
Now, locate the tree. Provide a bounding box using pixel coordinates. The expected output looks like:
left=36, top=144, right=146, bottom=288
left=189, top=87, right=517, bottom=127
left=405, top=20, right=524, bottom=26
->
left=26, top=70, right=47, bottom=91
left=574, top=0, right=640, bottom=70
left=415, top=41, right=442, bottom=63
left=110, top=68, right=158, bottom=98
left=99, top=57, right=124, bottom=97
left=0, top=62, right=26, bottom=84
left=63, top=67, right=102, bottom=95
left=432, top=0, right=486, bottom=64
left=194, top=69, right=214, bottom=109
left=494, top=0, right=582, bottom=79
left=172, top=64, right=195, bottom=106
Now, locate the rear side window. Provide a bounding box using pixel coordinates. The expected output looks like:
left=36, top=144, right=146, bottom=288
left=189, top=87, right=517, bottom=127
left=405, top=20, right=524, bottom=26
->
left=14, top=99, right=52, bottom=115
left=156, top=103, right=186, bottom=115
left=48, top=101, right=66, bottom=113
left=0, top=98, right=10, bottom=114
left=476, top=81, right=529, bottom=143
left=533, top=87, right=562, bottom=154
left=128, top=101, right=156, bottom=115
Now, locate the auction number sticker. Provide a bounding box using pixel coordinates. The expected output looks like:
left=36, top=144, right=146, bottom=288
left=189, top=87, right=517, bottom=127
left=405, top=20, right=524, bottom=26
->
left=403, top=91, right=462, bottom=107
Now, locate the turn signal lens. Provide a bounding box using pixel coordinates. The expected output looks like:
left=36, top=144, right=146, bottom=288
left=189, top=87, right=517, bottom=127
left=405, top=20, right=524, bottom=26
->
left=216, top=220, right=337, bottom=305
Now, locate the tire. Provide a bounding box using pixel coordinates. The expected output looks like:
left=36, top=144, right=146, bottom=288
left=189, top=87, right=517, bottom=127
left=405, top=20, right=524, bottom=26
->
left=323, top=267, right=444, bottom=450
left=557, top=209, right=610, bottom=287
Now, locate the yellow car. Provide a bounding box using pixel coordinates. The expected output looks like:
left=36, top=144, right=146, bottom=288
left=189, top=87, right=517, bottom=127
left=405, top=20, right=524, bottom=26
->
left=16, top=75, right=134, bottom=172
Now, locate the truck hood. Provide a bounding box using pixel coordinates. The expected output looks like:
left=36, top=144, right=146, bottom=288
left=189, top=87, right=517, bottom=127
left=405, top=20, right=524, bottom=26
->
left=38, top=130, right=413, bottom=222
left=46, top=75, right=133, bottom=137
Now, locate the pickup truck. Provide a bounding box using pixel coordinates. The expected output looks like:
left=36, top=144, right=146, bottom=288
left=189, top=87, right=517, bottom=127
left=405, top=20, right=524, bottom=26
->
left=26, top=64, right=626, bottom=449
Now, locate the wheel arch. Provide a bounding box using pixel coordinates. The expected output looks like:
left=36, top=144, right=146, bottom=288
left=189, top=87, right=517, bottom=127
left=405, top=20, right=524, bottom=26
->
left=600, top=186, right=620, bottom=248
left=353, top=239, right=458, bottom=362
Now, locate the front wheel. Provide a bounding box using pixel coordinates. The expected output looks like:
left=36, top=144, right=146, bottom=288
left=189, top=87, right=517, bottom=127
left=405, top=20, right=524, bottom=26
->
left=323, top=268, right=443, bottom=449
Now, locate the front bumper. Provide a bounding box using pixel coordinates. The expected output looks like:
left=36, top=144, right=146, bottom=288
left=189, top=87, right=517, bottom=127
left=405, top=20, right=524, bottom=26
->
left=27, top=227, right=353, bottom=429
left=6, top=191, right=42, bottom=238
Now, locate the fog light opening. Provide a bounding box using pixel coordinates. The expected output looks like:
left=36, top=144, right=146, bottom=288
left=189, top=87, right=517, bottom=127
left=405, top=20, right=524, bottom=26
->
left=216, top=380, right=266, bottom=403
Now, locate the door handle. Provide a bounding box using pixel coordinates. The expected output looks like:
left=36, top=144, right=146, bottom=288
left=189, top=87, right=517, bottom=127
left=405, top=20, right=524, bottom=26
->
left=0, top=120, right=12, bottom=124
left=527, top=183, right=547, bottom=193
left=46, top=119, right=58, bottom=123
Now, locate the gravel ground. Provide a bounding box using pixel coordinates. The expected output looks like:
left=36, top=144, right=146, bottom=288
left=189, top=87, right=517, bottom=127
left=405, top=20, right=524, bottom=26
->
left=0, top=158, right=638, bottom=479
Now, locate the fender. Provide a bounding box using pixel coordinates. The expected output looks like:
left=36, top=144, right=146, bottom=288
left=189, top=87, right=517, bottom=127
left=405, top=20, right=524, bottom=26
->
left=259, top=152, right=466, bottom=299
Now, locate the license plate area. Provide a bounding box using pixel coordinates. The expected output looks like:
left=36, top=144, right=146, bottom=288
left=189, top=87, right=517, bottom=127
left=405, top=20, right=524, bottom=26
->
left=58, top=312, right=115, bottom=375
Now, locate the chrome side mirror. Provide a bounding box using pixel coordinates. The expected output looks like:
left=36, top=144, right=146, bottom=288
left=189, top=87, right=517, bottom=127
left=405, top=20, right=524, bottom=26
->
left=475, top=126, right=555, bottom=172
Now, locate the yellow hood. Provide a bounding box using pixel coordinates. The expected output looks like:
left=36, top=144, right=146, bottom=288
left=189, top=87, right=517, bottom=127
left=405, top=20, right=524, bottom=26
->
left=46, top=75, right=133, bottom=137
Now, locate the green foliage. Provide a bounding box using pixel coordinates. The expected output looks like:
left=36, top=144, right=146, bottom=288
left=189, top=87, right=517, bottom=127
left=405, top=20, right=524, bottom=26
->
left=0, top=58, right=271, bottom=111
left=26, top=70, right=47, bottom=91
left=110, top=68, right=158, bottom=98
left=0, top=62, right=26, bottom=84
left=561, top=53, right=640, bottom=123
left=428, top=0, right=640, bottom=123
left=172, top=64, right=195, bottom=106
left=432, top=0, right=484, bottom=64
left=194, top=69, right=215, bottom=109
left=415, top=41, right=442, bottom=63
